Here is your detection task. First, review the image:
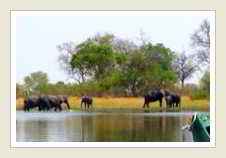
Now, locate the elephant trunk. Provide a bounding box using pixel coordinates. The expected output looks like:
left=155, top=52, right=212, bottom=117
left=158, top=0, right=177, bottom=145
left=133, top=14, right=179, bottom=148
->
left=66, top=100, right=70, bottom=110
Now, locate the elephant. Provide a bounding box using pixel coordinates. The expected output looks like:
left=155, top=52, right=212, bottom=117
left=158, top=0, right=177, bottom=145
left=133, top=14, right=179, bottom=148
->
left=165, top=95, right=174, bottom=108
left=24, top=96, right=39, bottom=111
left=24, top=95, right=50, bottom=111
left=57, top=95, right=71, bottom=110
left=37, top=95, right=51, bottom=111
left=143, top=90, right=164, bottom=109
left=24, top=95, right=70, bottom=112
left=45, top=95, right=63, bottom=111
left=81, top=96, right=93, bottom=110
left=40, top=95, right=71, bottom=111
left=164, top=90, right=181, bottom=109
left=173, top=95, right=181, bottom=108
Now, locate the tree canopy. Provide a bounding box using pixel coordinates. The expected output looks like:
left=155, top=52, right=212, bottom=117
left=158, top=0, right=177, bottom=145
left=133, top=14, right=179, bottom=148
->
left=57, top=33, right=179, bottom=96
left=24, top=71, right=49, bottom=88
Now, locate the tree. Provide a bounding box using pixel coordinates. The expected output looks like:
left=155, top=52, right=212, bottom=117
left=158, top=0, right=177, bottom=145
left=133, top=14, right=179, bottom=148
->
left=56, top=81, right=65, bottom=85
left=141, top=43, right=178, bottom=89
left=121, top=51, right=147, bottom=96
left=70, top=33, right=115, bottom=81
left=56, top=42, right=84, bottom=83
left=24, top=71, right=49, bottom=88
left=191, top=19, right=210, bottom=66
left=200, top=71, right=210, bottom=94
left=112, top=37, right=138, bottom=54
left=174, top=52, right=197, bottom=88
left=57, top=33, right=179, bottom=96
left=120, top=43, right=178, bottom=96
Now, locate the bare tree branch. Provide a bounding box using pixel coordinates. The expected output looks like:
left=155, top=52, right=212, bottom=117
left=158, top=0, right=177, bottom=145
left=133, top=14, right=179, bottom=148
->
left=191, top=19, right=210, bottom=67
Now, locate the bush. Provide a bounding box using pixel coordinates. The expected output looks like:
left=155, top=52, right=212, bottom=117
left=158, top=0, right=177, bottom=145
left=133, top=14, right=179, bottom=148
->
left=190, top=90, right=209, bottom=100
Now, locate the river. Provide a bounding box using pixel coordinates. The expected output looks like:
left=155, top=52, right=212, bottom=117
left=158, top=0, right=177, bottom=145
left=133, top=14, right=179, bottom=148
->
left=16, top=111, right=209, bottom=142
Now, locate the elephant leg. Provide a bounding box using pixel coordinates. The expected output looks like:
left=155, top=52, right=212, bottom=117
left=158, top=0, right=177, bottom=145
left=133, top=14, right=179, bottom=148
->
left=25, top=106, right=28, bottom=112
left=159, top=99, right=162, bottom=108
left=54, top=106, right=57, bottom=112
left=89, top=104, right=92, bottom=108
left=166, top=102, right=169, bottom=109
left=54, top=106, right=58, bottom=112
left=58, top=105, right=62, bottom=111
left=89, top=103, right=92, bottom=109
left=65, top=100, right=70, bottom=110
left=46, top=104, right=50, bottom=111
left=167, top=101, right=171, bottom=109
left=81, top=102, right=83, bottom=109
left=85, top=103, right=87, bottom=110
left=143, top=101, right=147, bottom=108
left=38, top=104, right=42, bottom=111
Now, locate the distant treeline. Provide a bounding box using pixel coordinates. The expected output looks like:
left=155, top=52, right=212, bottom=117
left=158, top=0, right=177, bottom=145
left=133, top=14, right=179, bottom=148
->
left=16, top=81, right=209, bottom=100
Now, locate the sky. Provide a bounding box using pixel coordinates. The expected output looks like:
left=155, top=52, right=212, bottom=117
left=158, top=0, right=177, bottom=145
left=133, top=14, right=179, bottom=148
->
left=14, top=11, right=213, bottom=85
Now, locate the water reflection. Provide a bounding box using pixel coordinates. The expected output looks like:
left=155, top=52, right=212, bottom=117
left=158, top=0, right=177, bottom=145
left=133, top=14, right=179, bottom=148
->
left=16, top=111, right=197, bottom=142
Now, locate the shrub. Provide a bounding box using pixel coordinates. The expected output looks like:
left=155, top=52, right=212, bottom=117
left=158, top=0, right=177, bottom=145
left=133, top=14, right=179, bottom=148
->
left=190, top=90, right=209, bottom=100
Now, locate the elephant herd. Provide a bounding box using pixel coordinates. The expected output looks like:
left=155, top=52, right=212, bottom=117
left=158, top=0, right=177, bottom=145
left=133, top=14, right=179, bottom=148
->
left=24, top=95, right=93, bottom=112
left=24, top=90, right=180, bottom=112
left=143, top=90, right=181, bottom=109
left=24, top=95, right=71, bottom=112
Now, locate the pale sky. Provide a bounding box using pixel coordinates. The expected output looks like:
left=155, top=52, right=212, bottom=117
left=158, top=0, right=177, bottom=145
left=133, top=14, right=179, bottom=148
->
left=14, top=11, right=213, bottom=84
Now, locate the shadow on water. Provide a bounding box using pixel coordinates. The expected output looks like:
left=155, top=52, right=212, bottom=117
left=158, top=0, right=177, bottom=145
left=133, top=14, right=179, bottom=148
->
left=16, top=111, right=204, bottom=142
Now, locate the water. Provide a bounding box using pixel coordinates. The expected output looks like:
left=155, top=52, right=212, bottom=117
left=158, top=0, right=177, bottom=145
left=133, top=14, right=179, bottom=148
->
left=16, top=111, right=208, bottom=142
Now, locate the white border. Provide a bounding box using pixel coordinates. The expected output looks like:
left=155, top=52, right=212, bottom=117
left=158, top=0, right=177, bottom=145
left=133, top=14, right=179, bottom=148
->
left=11, top=11, right=216, bottom=148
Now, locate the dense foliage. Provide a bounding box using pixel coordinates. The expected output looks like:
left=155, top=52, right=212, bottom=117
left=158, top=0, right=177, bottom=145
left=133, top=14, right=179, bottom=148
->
left=57, top=33, right=179, bottom=96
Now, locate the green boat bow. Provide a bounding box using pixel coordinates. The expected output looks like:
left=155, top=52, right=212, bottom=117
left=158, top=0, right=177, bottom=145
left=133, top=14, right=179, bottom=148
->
left=190, top=113, right=210, bottom=142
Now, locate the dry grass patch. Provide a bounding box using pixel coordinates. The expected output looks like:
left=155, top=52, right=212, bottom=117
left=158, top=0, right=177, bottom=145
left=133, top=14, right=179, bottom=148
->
left=16, top=96, right=209, bottom=111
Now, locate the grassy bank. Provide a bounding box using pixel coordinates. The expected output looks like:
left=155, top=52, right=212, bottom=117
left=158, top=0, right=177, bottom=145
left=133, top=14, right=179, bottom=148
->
left=16, top=96, right=209, bottom=111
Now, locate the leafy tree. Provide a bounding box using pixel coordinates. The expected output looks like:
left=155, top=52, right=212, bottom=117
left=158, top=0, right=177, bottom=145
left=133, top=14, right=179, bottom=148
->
left=121, top=51, right=147, bottom=96
left=57, top=33, right=179, bottom=96
left=24, top=71, right=48, bottom=88
left=200, top=71, right=210, bottom=94
left=141, top=43, right=178, bottom=89
left=70, top=33, right=115, bottom=81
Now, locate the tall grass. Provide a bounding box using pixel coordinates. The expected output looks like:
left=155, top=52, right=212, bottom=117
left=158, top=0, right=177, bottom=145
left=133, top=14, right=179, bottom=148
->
left=16, top=96, right=209, bottom=111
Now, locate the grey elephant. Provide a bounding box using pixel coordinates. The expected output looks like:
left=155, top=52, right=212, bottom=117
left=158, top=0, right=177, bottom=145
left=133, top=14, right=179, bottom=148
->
left=24, top=96, right=39, bottom=111
left=24, top=95, right=50, bottom=111
left=57, top=95, right=71, bottom=110
left=164, top=90, right=181, bottom=109
left=165, top=95, right=174, bottom=108
left=81, top=96, right=93, bottom=109
left=24, top=95, right=70, bottom=112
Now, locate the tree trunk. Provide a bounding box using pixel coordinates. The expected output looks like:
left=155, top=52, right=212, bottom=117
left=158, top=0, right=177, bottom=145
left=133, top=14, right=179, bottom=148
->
left=181, top=79, right=184, bottom=88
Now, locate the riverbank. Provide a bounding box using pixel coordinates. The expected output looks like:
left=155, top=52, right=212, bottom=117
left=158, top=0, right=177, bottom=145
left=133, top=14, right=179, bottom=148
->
left=16, top=96, right=209, bottom=111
